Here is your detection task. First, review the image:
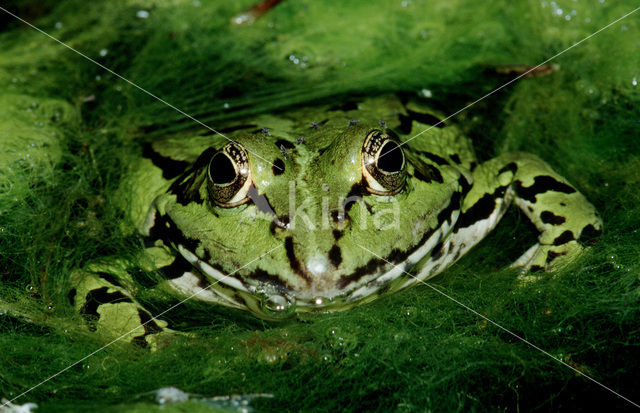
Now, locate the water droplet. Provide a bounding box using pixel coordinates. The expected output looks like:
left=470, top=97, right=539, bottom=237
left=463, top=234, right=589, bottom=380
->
left=314, top=297, right=324, bottom=305
left=632, top=77, right=637, bottom=86
left=223, top=102, right=229, bottom=109
left=55, top=22, right=62, bottom=29
left=420, top=88, right=432, bottom=98
left=193, top=0, right=201, bottom=6
left=136, top=10, right=150, bottom=19
left=47, top=302, right=54, bottom=311
left=260, top=294, right=296, bottom=318
left=99, top=49, right=108, bottom=57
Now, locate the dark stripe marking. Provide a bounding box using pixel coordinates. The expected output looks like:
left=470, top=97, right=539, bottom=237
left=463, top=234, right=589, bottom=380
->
left=417, top=151, right=449, bottom=166
left=329, top=245, right=342, bottom=267
left=158, top=254, right=194, bottom=280
left=515, top=176, right=576, bottom=203
left=498, top=162, right=518, bottom=176
left=412, top=165, right=443, bottom=184
left=97, top=271, right=124, bottom=288
left=456, top=193, right=496, bottom=229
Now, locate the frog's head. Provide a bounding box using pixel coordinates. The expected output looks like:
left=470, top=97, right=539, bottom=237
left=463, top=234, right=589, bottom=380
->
left=146, top=119, right=461, bottom=318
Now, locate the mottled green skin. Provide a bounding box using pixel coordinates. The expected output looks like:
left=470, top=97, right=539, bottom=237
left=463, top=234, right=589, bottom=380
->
left=70, top=96, right=602, bottom=345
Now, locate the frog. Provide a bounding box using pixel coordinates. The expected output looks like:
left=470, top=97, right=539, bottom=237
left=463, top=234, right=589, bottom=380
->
left=68, top=95, right=602, bottom=346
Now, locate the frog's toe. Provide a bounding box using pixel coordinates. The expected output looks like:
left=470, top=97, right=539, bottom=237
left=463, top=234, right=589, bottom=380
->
left=511, top=241, right=583, bottom=276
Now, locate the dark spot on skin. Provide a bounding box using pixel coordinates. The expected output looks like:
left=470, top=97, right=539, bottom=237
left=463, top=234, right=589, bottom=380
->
left=275, top=139, right=295, bottom=150
left=560, top=202, right=567, bottom=207
left=97, top=272, right=124, bottom=288
left=431, top=241, right=444, bottom=260
left=68, top=288, right=76, bottom=306
left=131, top=309, right=164, bottom=347
left=515, top=176, right=576, bottom=203
left=272, top=158, right=285, bottom=175
left=158, top=255, right=194, bottom=280
left=81, top=287, right=132, bottom=330
left=449, top=154, right=461, bottom=164
left=386, top=248, right=406, bottom=264
left=329, top=245, right=342, bottom=267
left=453, top=247, right=462, bottom=262
left=546, top=250, right=566, bottom=264
left=137, top=309, right=163, bottom=335
left=579, top=224, right=602, bottom=245
left=457, top=193, right=496, bottom=228
left=197, top=275, right=211, bottom=290
left=142, top=142, right=190, bottom=180
left=332, top=230, right=344, bottom=240
left=553, top=230, right=575, bottom=246
left=498, top=162, right=518, bottom=176
left=148, top=213, right=201, bottom=252
left=540, top=211, right=566, bottom=225
left=530, top=265, right=544, bottom=273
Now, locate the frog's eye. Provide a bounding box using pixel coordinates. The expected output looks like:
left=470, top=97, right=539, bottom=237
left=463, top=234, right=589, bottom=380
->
left=361, top=130, right=406, bottom=195
left=207, top=142, right=252, bottom=208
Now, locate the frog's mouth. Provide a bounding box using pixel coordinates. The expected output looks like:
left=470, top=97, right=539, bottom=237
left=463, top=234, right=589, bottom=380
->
left=162, top=207, right=458, bottom=317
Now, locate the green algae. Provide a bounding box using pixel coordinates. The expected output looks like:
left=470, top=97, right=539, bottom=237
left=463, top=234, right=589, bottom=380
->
left=1, top=0, right=639, bottom=411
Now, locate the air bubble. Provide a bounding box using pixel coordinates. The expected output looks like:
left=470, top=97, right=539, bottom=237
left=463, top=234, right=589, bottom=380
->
left=136, top=10, right=150, bottom=19
left=260, top=294, right=296, bottom=318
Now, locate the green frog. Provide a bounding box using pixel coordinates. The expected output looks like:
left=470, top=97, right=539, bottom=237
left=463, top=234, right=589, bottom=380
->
left=69, top=96, right=602, bottom=346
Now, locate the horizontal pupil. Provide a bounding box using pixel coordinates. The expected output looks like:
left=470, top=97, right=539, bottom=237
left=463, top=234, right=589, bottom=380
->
left=377, top=141, right=403, bottom=173
left=210, top=152, right=236, bottom=184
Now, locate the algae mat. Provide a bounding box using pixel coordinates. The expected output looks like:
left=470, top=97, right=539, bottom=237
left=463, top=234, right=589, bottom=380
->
left=1, top=0, right=639, bottom=411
